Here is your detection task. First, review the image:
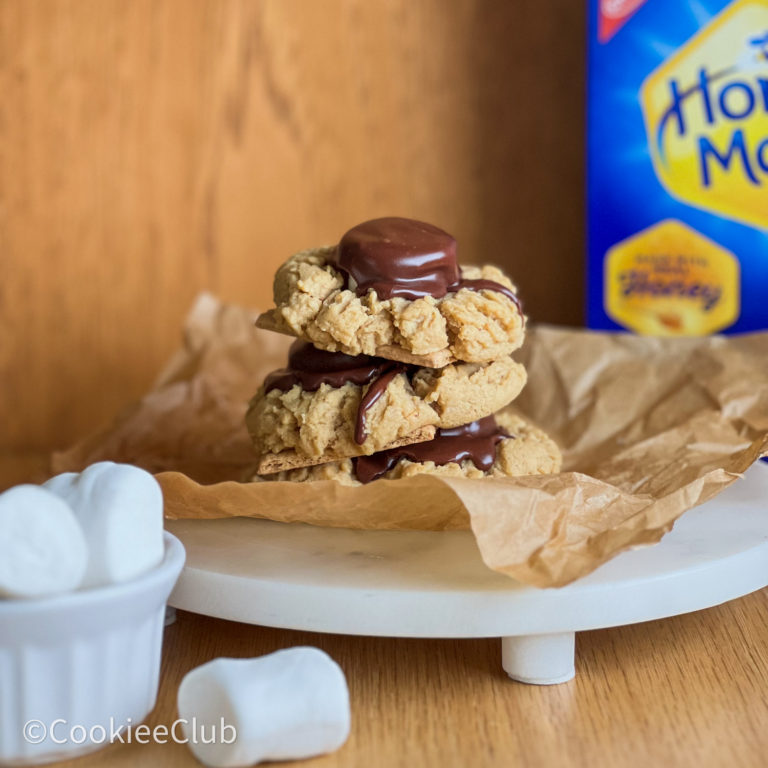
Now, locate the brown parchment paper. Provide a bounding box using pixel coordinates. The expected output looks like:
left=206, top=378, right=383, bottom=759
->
left=52, top=293, right=768, bottom=587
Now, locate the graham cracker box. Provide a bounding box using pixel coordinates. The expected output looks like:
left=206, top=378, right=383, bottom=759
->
left=587, top=0, right=768, bottom=335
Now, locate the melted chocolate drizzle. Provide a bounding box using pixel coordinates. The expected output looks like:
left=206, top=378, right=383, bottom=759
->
left=263, top=341, right=384, bottom=394
left=353, top=416, right=511, bottom=484
left=354, top=366, right=404, bottom=445
left=331, top=217, right=522, bottom=314
left=264, top=340, right=407, bottom=445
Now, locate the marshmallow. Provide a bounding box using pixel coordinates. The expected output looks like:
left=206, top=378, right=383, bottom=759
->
left=177, top=648, right=350, bottom=767
left=0, top=485, right=88, bottom=598
left=44, top=462, right=164, bottom=588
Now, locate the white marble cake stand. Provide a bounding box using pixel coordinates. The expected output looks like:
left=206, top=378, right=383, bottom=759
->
left=166, top=462, right=768, bottom=685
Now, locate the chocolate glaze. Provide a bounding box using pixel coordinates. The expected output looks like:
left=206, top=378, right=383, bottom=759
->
left=332, top=217, right=522, bottom=314
left=263, top=340, right=407, bottom=446
left=353, top=416, right=511, bottom=484
left=334, top=217, right=460, bottom=300
left=287, top=340, right=374, bottom=373
left=264, top=340, right=385, bottom=394
left=354, top=366, right=405, bottom=445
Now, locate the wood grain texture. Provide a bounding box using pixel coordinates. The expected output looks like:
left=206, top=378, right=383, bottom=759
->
left=2, top=452, right=767, bottom=768
left=0, top=0, right=585, bottom=450
left=28, top=595, right=768, bottom=768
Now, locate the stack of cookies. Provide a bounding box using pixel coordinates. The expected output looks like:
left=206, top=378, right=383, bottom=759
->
left=247, top=217, right=561, bottom=485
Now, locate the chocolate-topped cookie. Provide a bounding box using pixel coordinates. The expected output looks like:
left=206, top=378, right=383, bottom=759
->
left=256, top=218, right=526, bottom=365
left=247, top=344, right=528, bottom=475
left=263, top=340, right=408, bottom=446
left=251, top=411, right=562, bottom=486
left=333, top=217, right=521, bottom=308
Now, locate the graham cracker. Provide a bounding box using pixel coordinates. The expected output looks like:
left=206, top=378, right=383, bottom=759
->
left=255, top=311, right=455, bottom=368
left=255, top=425, right=437, bottom=475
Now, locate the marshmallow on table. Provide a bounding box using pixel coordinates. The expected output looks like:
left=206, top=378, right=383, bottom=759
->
left=178, top=647, right=350, bottom=768
left=44, top=462, right=164, bottom=588
left=0, top=485, right=88, bottom=599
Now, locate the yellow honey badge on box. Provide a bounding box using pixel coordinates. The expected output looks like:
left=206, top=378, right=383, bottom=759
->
left=605, top=220, right=740, bottom=336
left=640, top=0, right=768, bottom=230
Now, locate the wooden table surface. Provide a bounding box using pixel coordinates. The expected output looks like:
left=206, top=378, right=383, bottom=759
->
left=3, top=451, right=768, bottom=768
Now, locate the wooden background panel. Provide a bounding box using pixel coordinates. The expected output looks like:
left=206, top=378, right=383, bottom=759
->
left=0, top=0, right=585, bottom=450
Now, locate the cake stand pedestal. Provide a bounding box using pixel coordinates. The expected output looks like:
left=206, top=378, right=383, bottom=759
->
left=167, top=463, right=768, bottom=685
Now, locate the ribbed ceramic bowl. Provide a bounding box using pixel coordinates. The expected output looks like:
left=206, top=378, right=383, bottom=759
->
left=0, top=532, right=185, bottom=766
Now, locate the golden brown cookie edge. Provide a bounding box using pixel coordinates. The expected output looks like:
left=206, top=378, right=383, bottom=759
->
left=255, top=311, right=456, bottom=367
left=255, top=424, right=437, bottom=475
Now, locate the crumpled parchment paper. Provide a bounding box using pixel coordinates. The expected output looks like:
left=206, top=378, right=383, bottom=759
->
left=53, top=294, right=768, bottom=587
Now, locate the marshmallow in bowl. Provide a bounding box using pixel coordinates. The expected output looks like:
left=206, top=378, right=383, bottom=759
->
left=44, top=462, right=164, bottom=588
left=177, top=648, right=350, bottom=767
left=0, top=485, right=88, bottom=598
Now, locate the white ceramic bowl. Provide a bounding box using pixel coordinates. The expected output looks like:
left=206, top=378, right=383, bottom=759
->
left=0, top=532, right=185, bottom=766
